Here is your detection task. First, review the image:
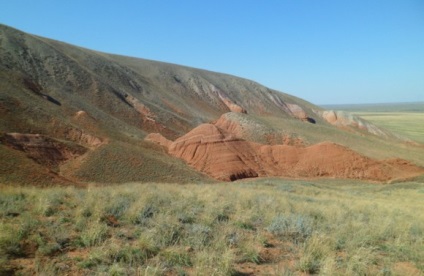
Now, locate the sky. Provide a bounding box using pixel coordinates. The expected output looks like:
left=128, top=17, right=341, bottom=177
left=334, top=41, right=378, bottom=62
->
left=2, top=0, right=424, bottom=105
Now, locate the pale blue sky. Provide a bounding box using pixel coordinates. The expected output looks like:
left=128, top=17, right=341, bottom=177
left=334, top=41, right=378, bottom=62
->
left=2, top=0, right=424, bottom=104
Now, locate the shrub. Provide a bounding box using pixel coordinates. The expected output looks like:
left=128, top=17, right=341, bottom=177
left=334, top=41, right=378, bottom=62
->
left=0, top=192, right=26, bottom=218
left=150, top=213, right=186, bottom=247
left=0, top=224, right=23, bottom=258
left=297, top=235, right=332, bottom=274
left=103, top=193, right=134, bottom=219
left=159, top=247, right=192, bottom=267
left=37, top=242, right=61, bottom=256
left=267, top=214, right=313, bottom=243
left=138, top=232, right=160, bottom=258
left=237, top=244, right=260, bottom=264
left=194, top=248, right=234, bottom=275
left=185, top=224, right=212, bottom=249
left=345, top=247, right=378, bottom=275
left=132, top=204, right=158, bottom=225
left=79, top=221, right=108, bottom=247
left=111, top=245, right=149, bottom=266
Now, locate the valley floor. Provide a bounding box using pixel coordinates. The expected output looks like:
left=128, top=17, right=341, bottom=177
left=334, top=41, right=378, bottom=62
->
left=1, top=178, right=424, bottom=275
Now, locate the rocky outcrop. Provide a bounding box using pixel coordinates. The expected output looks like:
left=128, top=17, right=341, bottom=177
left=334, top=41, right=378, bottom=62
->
left=145, top=133, right=172, bottom=148
left=167, top=124, right=259, bottom=181
left=286, top=104, right=308, bottom=120
left=218, top=92, right=247, bottom=113
left=124, top=94, right=155, bottom=119
left=146, top=120, right=424, bottom=182
left=318, top=110, right=396, bottom=138
left=64, top=128, right=104, bottom=148
left=214, top=112, right=269, bottom=140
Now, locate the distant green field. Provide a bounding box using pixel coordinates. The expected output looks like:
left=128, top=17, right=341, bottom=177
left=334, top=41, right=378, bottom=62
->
left=354, top=112, right=424, bottom=143
left=322, top=102, right=424, bottom=144
left=322, top=102, right=424, bottom=113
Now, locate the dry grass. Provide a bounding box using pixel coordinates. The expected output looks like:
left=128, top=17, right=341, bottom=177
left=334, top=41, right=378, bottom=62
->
left=1, top=178, right=424, bottom=275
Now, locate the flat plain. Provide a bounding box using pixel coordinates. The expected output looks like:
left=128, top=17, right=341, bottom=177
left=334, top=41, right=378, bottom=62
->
left=353, top=112, right=424, bottom=143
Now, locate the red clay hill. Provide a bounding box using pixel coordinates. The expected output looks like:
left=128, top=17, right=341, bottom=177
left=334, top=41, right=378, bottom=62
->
left=146, top=113, right=424, bottom=182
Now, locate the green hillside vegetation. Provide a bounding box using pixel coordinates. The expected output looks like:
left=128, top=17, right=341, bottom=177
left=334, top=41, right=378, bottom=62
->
left=1, top=179, right=424, bottom=275
left=0, top=145, right=63, bottom=185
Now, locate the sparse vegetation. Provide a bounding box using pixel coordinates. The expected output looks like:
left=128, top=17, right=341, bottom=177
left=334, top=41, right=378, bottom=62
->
left=1, top=179, right=424, bottom=275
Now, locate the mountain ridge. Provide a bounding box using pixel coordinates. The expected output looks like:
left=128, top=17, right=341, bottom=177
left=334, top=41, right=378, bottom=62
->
left=1, top=24, right=423, bottom=185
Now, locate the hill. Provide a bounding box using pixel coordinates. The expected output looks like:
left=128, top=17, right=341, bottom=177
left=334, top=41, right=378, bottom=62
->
left=1, top=24, right=423, bottom=185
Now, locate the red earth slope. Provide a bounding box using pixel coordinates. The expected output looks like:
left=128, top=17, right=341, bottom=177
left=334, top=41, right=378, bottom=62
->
left=146, top=114, right=424, bottom=182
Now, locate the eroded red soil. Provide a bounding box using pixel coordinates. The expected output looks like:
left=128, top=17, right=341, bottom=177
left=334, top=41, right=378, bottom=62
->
left=1, top=133, right=87, bottom=169
left=146, top=115, right=424, bottom=182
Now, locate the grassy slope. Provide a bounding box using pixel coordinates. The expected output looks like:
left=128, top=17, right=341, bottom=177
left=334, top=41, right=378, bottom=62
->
left=1, top=178, right=424, bottom=275
left=65, top=141, right=212, bottom=184
left=0, top=145, right=59, bottom=186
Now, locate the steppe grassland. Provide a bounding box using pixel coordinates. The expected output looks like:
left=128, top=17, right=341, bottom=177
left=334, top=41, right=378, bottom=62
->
left=355, top=112, right=424, bottom=143
left=1, top=179, right=424, bottom=275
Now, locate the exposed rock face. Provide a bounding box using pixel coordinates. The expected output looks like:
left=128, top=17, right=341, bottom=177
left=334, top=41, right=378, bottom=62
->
left=321, top=110, right=338, bottom=124
left=167, top=124, right=259, bottom=181
left=64, top=128, right=104, bottom=148
left=287, top=104, right=308, bottom=120
left=146, top=118, right=424, bottom=182
left=218, top=92, right=247, bottom=113
left=214, top=112, right=269, bottom=141
left=124, top=94, right=155, bottom=119
left=145, top=133, right=172, bottom=148
left=214, top=112, right=306, bottom=146
left=319, top=110, right=395, bottom=138
left=1, top=133, right=87, bottom=169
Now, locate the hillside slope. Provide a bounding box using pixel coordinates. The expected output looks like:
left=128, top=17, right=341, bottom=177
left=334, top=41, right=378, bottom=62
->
left=1, top=24, right=423, bottom=184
